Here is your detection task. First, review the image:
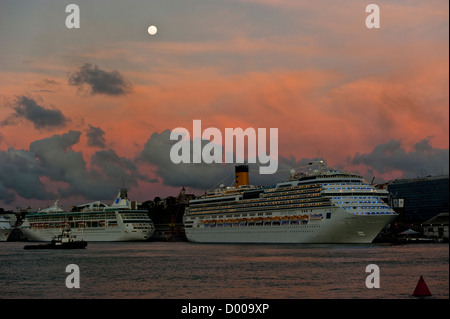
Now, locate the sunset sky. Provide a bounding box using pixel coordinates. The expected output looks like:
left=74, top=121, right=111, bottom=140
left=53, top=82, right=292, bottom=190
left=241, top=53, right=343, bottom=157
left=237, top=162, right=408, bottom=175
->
left=0, top=0, right=448, bottom=210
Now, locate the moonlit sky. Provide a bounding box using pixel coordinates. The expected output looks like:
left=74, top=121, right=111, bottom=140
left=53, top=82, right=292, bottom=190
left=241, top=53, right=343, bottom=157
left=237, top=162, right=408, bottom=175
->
left=0, top=0, right=448, bottom=209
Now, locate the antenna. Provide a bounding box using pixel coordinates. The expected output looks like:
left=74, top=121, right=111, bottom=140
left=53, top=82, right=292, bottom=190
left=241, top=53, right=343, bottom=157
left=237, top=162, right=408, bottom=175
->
left=316, top=151, right=323, bottom=161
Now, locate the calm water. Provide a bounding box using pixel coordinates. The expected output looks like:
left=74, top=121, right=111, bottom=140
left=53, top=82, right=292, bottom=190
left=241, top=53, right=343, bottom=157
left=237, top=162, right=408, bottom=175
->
left=0, top=242, right=448, bottom=299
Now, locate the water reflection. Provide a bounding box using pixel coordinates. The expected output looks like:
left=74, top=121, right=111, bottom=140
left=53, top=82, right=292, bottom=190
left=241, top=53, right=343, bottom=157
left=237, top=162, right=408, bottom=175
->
left=0, top=242, right=447, bottom=299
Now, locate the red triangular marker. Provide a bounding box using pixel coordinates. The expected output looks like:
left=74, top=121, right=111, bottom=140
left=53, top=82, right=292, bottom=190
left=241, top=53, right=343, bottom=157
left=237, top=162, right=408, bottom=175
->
left=412, top=275, right=432, bottom=297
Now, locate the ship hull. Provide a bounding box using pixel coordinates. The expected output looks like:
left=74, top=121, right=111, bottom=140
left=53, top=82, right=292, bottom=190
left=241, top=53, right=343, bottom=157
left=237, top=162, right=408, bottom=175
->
left=20, top=226, right=153, bottom=242
left=185, top=208, right=396, bottom=244
left=0, top=229, right=12, bottom=242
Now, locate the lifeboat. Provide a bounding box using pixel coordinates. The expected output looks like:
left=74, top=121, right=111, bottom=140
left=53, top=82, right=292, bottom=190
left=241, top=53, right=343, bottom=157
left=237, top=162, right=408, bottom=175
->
left=310, top=213, right=323, bottom=220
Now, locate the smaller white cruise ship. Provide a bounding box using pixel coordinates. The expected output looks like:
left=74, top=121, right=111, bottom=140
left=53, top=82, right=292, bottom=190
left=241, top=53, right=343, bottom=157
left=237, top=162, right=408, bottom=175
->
left=0, top=215, right=15, bottom=241
left=20, top=189, right=155, bottom=242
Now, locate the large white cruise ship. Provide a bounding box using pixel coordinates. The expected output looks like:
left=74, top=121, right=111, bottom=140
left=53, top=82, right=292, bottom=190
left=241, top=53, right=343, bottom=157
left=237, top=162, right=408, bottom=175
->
left=183, top=162, right=398, bottom=243
left=20, top=189, right=155, bottom=242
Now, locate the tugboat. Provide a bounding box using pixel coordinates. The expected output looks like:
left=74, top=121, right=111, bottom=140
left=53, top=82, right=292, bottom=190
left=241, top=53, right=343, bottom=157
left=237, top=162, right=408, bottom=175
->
left=24, top=226, right=87, bottom=250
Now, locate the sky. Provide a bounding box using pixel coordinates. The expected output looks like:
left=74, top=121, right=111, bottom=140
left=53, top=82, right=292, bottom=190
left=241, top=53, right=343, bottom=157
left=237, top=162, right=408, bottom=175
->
left=0, top=0, right=448, bottom=210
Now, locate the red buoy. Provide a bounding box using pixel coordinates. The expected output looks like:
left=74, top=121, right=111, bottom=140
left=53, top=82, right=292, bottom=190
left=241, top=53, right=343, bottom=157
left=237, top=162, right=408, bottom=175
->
left=412, top=275, right=432, bottom=297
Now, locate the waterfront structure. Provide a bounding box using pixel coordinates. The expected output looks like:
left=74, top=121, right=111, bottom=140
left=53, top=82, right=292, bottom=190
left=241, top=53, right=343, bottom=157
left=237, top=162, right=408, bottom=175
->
left=422, top=213, right=449, bottom=240
left=142, top=187, right=194, bottom=241
left=388, top=175, right=449, bottom=223
left=20, top=189, right=155, bottom=241
left=183, top=162, right=397, bottom=243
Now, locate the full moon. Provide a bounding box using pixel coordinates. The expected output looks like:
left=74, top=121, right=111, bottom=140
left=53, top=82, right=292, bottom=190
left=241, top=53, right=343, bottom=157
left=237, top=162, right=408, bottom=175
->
left=148, top=25, right=157, bottom=35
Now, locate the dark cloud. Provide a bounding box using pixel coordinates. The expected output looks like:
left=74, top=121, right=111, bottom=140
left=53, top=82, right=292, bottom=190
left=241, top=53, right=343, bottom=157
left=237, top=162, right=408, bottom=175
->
left=136, top=129, right=326, bottom=191
left=68, top=63, right=132, bottom=96
left=137, top=130, right=231, bottom=191
left=33, top=78, right=59, bottom=93
left=86, top=125, right=107, bottom=148
left=91, top=149, right=155, bottom=186
left=138, top=130, right=450, bottom=192
left=29, top=130, right=86, bottom=182
left=352, top=138, right=449, bottom=177
left=28, top=131, right=149, bottom=200
left=3, top=129, right=447, bottom=208
left=0, top=148, right=55, bottom=204
left=0, top=131, right=155, bottom=205
left=1, top=96, right=68, bottom=129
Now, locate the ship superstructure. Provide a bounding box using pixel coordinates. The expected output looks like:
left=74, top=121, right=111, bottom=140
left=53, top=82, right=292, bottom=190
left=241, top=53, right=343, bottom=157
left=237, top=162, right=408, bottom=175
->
left=183, top=162, right=397, bottom=243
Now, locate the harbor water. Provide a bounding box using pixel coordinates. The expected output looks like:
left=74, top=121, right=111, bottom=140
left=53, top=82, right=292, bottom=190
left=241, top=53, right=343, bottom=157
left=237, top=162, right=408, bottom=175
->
left=0, top=242, right=448, bottom=299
